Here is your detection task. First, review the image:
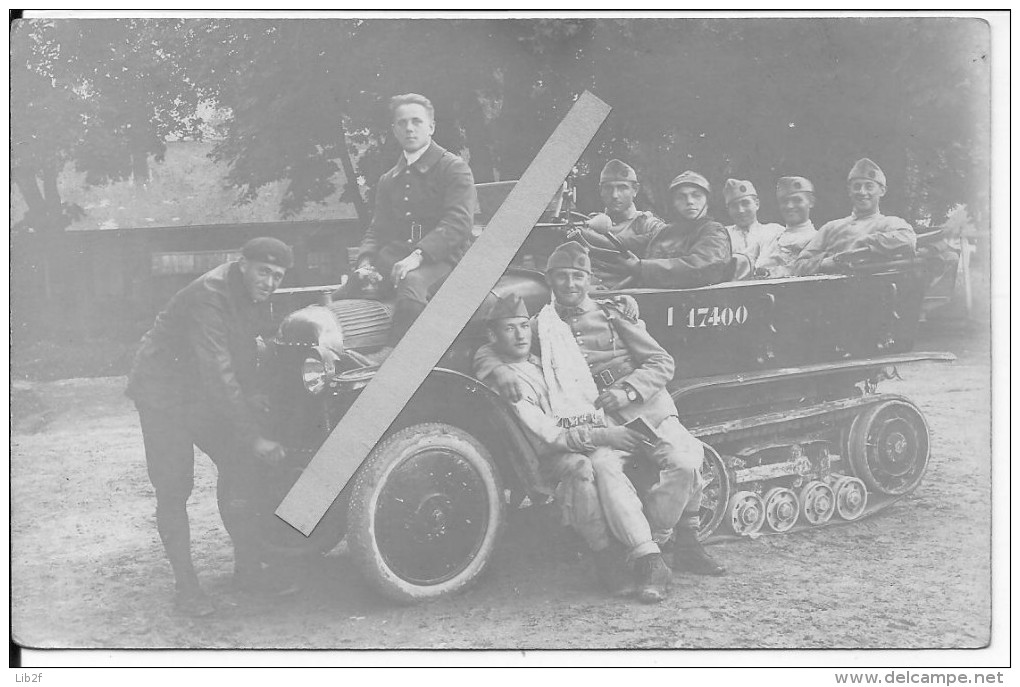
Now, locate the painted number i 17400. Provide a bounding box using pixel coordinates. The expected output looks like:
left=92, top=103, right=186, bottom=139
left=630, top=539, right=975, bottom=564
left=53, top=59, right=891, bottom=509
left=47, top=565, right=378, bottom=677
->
left=666, top=305, right=749, bottom=328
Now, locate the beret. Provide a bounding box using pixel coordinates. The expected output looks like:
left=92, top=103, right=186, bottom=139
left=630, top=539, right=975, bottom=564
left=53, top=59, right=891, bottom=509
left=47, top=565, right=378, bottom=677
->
left=241, top=237, right=294, bottom=269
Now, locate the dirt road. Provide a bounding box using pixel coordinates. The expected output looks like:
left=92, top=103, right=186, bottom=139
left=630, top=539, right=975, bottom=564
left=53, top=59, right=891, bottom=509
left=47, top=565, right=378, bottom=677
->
left=11, top=319, right=991, bottom=650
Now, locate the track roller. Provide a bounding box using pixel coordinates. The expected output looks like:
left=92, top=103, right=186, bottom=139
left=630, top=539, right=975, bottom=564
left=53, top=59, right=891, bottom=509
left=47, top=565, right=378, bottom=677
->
left=831, top=476, right=868, bottom=521
left=763, top=487, right=800, bottom=532
left=727, top=491, right=766, bottom=536
left=799, top=480, right=836, bottom=525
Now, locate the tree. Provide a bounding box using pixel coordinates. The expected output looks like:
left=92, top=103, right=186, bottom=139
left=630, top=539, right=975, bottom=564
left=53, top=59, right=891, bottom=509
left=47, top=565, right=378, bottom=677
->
left=11, top=18, right=204, bottom=335
left=11, top=19, right=204, bottom=235
left=179, top=18, right=596, bottom=217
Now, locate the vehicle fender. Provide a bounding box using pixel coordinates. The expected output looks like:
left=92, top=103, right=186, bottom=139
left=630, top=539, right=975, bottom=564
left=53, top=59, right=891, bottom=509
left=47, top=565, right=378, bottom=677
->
left=392, top=368, right=550, bottom=500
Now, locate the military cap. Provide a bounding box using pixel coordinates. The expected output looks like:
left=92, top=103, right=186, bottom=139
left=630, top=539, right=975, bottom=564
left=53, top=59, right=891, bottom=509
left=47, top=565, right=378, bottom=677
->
left=723, top=178, right=758, bottom=205
left=241, top=237, right=294, bottom=269
left=668, top=170, right=711, bottom=195
left=776, top=176, right=815, bottom=200
left=486, top=293, right=529, bottom=322
left=600, top=159, right=638, bottom=185
left=546, top=240, right=591, bottom=274
left=848, top=158, right=886, bottom=187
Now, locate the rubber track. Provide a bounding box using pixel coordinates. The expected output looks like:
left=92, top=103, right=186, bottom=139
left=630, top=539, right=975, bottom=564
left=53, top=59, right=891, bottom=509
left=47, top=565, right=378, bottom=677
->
left=698, top=394, right=916, bottom=543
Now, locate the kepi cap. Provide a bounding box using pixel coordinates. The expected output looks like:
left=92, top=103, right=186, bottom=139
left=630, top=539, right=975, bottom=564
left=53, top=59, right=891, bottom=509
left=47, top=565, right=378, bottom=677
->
left=241, top=237, right=294, bottom=269
left=486, top=294, right=529, bottom=322
left=776, top=176, right=815, bottom=200
left=600, top=159, right=638, bottom=185
left=546, top=240, right=591, bottom=274
left=723, top=178, right=757, bottom=205
left=847, top=158, right=886, bottom=187
left=669, top=170, right=711, bottom=195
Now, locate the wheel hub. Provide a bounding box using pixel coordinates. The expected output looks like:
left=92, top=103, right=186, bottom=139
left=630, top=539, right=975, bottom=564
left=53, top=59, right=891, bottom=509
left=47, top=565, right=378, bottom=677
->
left=412, top=493, right=453, bottom=539
left=876, top=418, right=918, bottom=477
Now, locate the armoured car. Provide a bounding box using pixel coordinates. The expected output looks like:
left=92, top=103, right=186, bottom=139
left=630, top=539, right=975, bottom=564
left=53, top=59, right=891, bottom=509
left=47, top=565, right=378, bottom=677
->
left=254, top=180, right=952, bottom=603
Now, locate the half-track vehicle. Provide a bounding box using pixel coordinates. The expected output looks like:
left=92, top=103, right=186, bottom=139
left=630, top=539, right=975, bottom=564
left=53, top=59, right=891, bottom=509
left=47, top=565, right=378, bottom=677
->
left=254, top=179, right=953, bottom=603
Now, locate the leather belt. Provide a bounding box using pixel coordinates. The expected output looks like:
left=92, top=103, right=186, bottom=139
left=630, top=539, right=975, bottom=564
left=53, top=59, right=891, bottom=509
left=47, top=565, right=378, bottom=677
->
left=592, top=360, right=636, bottom=390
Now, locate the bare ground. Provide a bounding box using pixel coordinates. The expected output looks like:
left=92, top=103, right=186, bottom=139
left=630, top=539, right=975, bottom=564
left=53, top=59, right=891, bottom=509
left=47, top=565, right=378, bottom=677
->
left=10, top=317, right=991, bottom=650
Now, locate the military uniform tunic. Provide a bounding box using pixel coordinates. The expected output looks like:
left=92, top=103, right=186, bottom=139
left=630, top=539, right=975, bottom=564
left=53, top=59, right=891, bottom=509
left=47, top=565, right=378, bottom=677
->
left=356, top=141, right=477, bottom=343
left=632, top=216, right=733, bottom=289
left=756, top=221, right=817, bottom=277
left=479, top=354, right=618, bottom=552
left=725, top=221, right=783, bottom=265
left=358, top=141, right=476, bottom=269
left=792, top=212, right=915, bottom=276
left=590, top=208, right=666, bottom=289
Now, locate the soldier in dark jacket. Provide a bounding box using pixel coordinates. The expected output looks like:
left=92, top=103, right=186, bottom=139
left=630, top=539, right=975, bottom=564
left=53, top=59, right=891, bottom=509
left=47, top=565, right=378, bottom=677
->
left=600, top=170, right=732, bottom=288
left=353, top=93, right=477, bottom=348
left=126, top=237, right=292, bottom=616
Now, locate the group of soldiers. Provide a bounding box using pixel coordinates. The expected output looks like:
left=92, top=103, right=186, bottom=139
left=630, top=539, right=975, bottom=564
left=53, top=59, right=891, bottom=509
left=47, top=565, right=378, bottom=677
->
left=580, top=156, right=917, bottom=289
left=128, top=92, right=925, bottom=615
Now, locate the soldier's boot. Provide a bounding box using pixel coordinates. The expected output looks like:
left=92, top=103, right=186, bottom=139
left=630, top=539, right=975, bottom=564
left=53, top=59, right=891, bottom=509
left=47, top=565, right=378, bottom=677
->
left=665, top=515, right=726, bottom=576
left=634, top=553, right=671, bottom=604
left=592, top=546, right=636, bottom=598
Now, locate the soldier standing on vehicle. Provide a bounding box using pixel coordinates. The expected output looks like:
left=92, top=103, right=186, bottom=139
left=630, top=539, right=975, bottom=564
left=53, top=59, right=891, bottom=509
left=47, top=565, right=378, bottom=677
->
left=477, top=242, right=725, bottom=604
left=792, top=158, right=916, bottom=276
left=722, top=178, right=783, bottom=278
left=476, top=293, right=644, bottom=597
left=578, top=159, right=666, bottom=289
left=754, top=176, right=819, bottom=278
left=126, top=237, right=295, bottom=617
left=352, top=93, right=477, bottom=352
left=597, top=171, right=732, bottom=288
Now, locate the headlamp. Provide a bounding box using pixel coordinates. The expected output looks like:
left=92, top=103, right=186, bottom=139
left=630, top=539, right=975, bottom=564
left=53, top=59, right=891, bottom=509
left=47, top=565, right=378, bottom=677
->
left=301, top=346, right=335, bottom=395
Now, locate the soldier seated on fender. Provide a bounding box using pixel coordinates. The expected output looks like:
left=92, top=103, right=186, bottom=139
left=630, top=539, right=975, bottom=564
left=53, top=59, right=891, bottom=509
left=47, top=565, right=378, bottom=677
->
left=347, top=93, right=476, bottom=352
left=475, top=241, right=727, bottom=603
left=475, top=294, right=647, bottom=599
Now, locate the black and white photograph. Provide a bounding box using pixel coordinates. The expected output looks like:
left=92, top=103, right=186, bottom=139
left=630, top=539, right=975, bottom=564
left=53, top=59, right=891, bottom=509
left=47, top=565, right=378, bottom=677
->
left=9, top=11, right=1004, bottom=666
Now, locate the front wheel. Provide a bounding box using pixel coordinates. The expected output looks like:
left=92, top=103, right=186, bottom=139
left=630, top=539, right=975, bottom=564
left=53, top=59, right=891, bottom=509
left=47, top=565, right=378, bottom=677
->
left=347, top=422, right=504, bottom=603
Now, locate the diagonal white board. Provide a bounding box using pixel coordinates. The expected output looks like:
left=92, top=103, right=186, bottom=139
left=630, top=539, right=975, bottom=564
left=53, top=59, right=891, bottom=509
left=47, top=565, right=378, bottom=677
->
left=276, top=91, right=611, bottom=535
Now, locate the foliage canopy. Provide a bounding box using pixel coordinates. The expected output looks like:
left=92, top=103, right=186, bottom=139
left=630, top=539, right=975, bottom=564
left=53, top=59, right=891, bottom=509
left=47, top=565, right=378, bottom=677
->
left=11, top=17, right=990, bottom=233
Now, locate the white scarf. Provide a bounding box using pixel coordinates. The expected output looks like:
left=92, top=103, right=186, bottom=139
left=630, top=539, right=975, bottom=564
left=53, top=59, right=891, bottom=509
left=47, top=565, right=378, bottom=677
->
left=537, top=299, right=605, bottom=427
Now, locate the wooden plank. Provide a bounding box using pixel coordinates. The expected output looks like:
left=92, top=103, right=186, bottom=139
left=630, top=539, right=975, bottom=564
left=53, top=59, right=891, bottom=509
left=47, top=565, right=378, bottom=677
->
left=276, top=91, right=611, bottom=535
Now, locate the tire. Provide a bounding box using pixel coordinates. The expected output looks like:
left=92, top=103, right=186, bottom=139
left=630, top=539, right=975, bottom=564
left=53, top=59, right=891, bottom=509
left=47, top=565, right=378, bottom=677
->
left=347, top=422, right=504, bottom=603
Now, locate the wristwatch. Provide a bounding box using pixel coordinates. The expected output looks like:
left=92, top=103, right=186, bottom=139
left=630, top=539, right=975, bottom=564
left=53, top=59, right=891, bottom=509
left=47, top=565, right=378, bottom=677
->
left=624, top=384, right=639, bottom=403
